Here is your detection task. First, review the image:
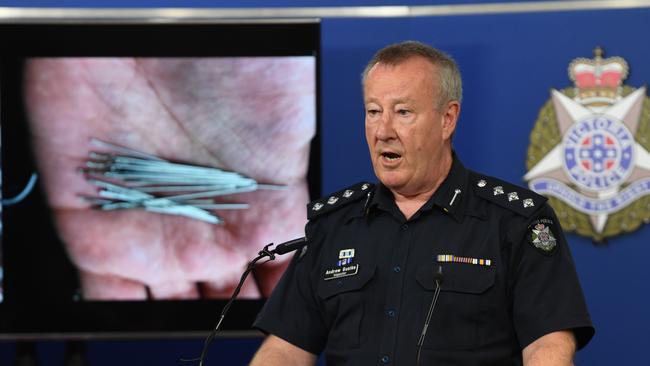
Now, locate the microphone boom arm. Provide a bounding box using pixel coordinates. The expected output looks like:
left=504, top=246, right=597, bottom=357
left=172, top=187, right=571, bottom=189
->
left=183, top=237, right=306, bottom=366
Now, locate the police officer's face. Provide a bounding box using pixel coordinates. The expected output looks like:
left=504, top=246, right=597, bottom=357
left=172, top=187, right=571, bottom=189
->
left=364, top=56, right=458, bottom=196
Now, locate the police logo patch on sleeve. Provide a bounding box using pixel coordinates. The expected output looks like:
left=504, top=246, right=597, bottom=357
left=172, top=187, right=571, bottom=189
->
left=528, top=218, right=558, bottom=255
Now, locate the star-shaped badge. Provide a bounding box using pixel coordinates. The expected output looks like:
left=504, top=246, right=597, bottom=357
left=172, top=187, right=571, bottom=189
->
left=524, top=48, right=650, bottom=241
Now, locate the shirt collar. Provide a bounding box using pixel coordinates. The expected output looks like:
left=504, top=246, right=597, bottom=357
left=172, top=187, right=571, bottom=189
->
left=427, top=152, right=468, bottom=222
left=367, top=151, right=469, bottom=222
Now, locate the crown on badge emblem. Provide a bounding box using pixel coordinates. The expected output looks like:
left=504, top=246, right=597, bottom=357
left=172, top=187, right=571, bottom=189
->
left=568, top=47, right=629, bottom=105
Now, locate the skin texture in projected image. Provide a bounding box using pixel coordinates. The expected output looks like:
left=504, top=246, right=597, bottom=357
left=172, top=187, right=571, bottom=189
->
left=23, top=57, right=315, bottom=300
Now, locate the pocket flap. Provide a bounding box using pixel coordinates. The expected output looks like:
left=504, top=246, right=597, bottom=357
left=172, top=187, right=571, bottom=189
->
left=416, top=263, right=495, bottom=294
left=317, top=265, right=376, bottom=300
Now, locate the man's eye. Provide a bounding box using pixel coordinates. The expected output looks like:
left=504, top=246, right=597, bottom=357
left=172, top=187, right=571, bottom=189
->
left=367, top=109, right=380, bottom=116
left=397, top=109, right=411, bottom=116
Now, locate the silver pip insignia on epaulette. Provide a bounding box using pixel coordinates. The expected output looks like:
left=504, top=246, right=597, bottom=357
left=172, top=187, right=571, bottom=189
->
left=474, top=175, right=546, bottom=218
left=307, top=182, right=374, bottom=220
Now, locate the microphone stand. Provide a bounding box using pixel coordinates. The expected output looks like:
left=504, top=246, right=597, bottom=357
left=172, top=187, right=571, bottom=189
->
left=416, top=266, right=444, bottom=366
left=183, top=238, right=306, bottom=366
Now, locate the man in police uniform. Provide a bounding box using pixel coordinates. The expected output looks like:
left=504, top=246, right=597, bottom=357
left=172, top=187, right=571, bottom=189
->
left=250, top=41, right=594, bottom=365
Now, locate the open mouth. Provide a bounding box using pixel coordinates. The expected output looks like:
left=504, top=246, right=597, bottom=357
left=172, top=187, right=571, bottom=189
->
left=381, top=152, right=402, bottom=161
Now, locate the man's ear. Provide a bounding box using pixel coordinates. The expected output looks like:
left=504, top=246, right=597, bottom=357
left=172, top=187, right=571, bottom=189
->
left=441, top=100, right=460, bottom=140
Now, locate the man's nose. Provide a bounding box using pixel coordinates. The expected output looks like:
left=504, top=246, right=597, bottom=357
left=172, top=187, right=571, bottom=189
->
left=375, top=112, right=396, bottom=140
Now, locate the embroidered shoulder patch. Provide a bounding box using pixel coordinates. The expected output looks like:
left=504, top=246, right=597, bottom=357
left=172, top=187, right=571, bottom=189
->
left=528, top=217, right=558, bottom=255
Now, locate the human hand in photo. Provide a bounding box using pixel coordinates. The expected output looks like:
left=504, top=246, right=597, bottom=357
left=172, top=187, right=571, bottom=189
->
left=24, top=57, right=315, bottom=300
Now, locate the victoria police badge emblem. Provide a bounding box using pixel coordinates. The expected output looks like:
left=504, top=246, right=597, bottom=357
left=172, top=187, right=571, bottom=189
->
left=524, top=47, right=650, bottom=241
left=528, top=218, right=558, bottom=255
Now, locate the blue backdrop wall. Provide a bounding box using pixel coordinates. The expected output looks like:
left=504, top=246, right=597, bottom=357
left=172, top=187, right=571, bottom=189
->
left=320, top=10, right=650, bottom=366
left=1, top=1, right=650, bottom=365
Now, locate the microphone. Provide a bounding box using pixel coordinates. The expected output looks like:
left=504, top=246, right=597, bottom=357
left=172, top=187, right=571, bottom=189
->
left=272, top=237, right=307, bottom=255
left=416, top=265, right=444, bottom=366
left=433, top=265, right=444, bottom=284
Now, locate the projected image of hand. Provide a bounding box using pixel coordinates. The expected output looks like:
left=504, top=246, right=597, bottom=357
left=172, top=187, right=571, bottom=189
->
left=24, top=57, right=315, bottom=300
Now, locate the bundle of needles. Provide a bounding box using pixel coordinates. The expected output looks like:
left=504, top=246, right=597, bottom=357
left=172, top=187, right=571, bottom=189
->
left=80, top=138, right=284, bottom=224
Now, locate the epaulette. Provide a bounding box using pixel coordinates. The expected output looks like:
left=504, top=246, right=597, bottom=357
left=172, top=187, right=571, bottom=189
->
left=307, top=182, right=374, bottom=220
left=470, top=172, right=547, bottom=218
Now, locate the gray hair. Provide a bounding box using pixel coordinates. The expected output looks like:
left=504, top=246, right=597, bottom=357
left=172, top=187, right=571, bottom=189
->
left=361, top=40, right=463, bottom=109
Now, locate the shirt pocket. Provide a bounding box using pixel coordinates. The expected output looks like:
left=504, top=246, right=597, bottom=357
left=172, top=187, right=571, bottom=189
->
left=416, top=263, right=496, bottom=350
left=317, top=264, right=376, bottom=350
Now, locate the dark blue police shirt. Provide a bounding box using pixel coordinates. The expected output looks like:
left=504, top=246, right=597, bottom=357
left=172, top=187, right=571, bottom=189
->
left=254, top=154, right=595, bottom=365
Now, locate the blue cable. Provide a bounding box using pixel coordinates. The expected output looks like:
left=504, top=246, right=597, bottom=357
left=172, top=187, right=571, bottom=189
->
left=2, top=172, right=38, bottom=206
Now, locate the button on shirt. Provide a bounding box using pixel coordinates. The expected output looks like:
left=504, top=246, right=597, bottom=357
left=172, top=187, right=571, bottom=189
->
left=254, top=155, right=594, bottom=365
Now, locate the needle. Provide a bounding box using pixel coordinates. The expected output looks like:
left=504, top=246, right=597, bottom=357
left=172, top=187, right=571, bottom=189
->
left=81, top=138, right=285, bottom=224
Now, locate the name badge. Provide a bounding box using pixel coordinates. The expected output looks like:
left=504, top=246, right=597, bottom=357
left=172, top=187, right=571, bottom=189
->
left=324, top=264, right=359, bottom=280
left=324, top=248, right=359, bottom=280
